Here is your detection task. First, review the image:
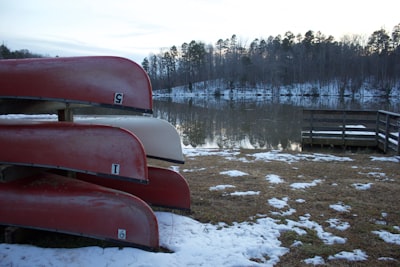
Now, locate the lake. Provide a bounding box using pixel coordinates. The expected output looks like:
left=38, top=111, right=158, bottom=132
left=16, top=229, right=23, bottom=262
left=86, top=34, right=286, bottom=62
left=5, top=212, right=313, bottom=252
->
left=153, top=95, right=399, bottom=151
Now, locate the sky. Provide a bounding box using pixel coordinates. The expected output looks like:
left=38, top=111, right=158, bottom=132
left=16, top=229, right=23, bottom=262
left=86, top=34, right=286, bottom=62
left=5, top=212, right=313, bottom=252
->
left=1, top=0, right=400, bottom=63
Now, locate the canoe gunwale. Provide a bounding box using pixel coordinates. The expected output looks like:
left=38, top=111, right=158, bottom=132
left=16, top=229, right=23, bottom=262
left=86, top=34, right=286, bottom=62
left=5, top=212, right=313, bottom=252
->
left=147, top=155, right=185, bottom=165
left=0, top=96, right=153, bottom=114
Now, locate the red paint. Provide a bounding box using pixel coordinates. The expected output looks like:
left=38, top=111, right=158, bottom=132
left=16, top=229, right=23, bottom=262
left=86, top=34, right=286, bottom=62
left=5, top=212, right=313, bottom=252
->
left=0, top=56, right=152, bottom=113
left=0, top=122, right=148, bottom=183
left=0, top=172, right=159, bottom=249
left=78, top=166, right=191, bottom=210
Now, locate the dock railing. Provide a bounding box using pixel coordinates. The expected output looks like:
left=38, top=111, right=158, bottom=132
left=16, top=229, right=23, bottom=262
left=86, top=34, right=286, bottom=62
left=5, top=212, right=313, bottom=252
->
left=376, top=110, right=400, bottom=154
left=301, top=109, right=400, bottom=154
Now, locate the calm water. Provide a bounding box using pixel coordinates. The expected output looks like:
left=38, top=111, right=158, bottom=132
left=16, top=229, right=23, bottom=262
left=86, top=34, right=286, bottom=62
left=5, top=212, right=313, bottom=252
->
left=153, top=95, right=399, bottom=150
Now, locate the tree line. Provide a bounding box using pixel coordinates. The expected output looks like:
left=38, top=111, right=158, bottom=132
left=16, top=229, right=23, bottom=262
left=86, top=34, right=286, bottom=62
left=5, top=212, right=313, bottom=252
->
left=142, top=23, right=400, bottom=96
left=0, top=44, right=43, bottom=59
left=2, top=23, right=399, bottom=97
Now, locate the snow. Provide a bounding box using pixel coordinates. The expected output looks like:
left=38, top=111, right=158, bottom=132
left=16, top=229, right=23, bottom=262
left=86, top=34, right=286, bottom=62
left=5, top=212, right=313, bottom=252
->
left=268, top=197, right=289, bottom=209
left=370, top=156, right=400, bottom=162
left=286, top=214, right=347, bottom=245
left=326, top=218, right=351, bottom=231
left=352, top=182, right=373, bottom=190
left=229, top=191, right=260, bottom=196
left=250, top=151, right=353, bottom=164
left=290, top=179, right=323, bottom=189
left=265, top=174, right=284, bottom=184
left=209, top=184, right=235, bottom=191
left=304, top=256, right=325, bottom=265
left=329, top=202, right=352, bottom=213
left=372, top=230, right=400, bottom=245
left=219, top=170, right=248, bottom=177
left=1, top=147, right=399, bottom=266
left=328, top=249, right=368, bottom=261
left=1, top=212, right=290, bottom=267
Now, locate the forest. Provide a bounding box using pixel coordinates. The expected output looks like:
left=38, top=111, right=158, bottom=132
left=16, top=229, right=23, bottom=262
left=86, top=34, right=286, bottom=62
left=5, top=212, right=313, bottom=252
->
left=142, top=23, right=400, bottom=96
left=2, top=22, right=400, bottom=97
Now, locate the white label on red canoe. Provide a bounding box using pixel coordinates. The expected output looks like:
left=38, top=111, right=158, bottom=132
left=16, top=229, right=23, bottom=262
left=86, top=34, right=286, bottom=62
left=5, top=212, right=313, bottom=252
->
left=118, top=229, right=126, bottom=240
left=111, top=163, right=120, bottom=175
left=114, top=92, right=124, bottom=104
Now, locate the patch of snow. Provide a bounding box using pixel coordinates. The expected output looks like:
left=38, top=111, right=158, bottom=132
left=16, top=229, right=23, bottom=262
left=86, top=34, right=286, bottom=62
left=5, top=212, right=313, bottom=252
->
left=229, top=191, right=260, bottom=196
left=0, top=114, right=57, bottom=120
left=169, top=166, right=180, bottom=172
left=326, top=218, right=351, bottom=231
left=268, top=197, right=289, bottom=209
left=183, top=148, right=240, bottom=158
left=209, top=185, right=235, bottom=191
left=352, top=183, right=373, bottom=190
left=370, top=156, right=400, bottom=162
left=378, top=257, right=398, bottom=262
left=291, top=240, right=303, bottom=247
left=265, top=174, right=284, bottom=184
left=328, top=249, right=368, bottom=261
left=304, top=256, right=325, bottom=265
left=220, top=170, right=248, bottom=177
left=290, top=179, right=323, bottom=189
left=271, top=208, right=297, bottom=216
left=182, top=167, right=206, bottom=172
left=330, top=202, right=351, bottom=213
left=372, top=230, right=400, bottom=245
left=286, top=214, right=347, bottom=245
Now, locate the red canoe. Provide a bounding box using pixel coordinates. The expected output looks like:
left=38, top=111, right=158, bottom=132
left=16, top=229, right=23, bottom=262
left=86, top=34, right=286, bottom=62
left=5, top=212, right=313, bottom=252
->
left=0, top=122, right=148, bottom=183
left=0, top=56, right=152, bottom=113
left=77, top=166, right=191, bottom=210
left=0, top=172, right=159, bottom=249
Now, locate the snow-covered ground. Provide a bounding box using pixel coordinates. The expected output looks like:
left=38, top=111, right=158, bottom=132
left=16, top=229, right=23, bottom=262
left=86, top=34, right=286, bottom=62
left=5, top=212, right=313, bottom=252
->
left=1, top=148, right=399, bottom=267
left=152, top=80, right=400, bottom=111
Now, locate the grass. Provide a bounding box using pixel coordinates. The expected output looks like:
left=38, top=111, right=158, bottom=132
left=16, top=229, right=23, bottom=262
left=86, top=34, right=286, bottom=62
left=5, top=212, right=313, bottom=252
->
left=163, top=149, right=400, bottom=266
left=2, top=148, right=400, bottom=266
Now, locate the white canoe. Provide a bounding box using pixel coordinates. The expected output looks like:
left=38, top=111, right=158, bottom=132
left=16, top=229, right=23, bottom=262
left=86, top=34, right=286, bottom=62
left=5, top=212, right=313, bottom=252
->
left=75, top=115, right=184, bottom=164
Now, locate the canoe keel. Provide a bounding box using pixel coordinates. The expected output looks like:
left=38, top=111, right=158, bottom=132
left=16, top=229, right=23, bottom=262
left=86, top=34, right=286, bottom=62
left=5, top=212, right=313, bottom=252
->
left=0, top=172, right=159, bottom=250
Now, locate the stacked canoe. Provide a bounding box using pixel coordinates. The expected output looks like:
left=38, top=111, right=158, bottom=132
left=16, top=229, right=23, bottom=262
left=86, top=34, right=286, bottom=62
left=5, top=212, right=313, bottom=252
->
left=0, top=56, right=190, bottom=250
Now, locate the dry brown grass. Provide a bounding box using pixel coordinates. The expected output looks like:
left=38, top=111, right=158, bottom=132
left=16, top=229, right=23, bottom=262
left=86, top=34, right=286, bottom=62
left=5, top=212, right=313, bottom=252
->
left=153, top=149, right=400, bottom=266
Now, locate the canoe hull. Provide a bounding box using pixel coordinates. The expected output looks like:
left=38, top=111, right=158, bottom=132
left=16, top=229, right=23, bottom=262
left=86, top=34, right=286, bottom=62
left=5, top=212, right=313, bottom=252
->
left=78, top=166, right=191, bottom=210
left=0, top=122, right=148, bottom=183
left=0, top=172, right=159, bottom=249
left=0, top=56, right=152, bottom=113
left=76, top=115, right=184, bottom=164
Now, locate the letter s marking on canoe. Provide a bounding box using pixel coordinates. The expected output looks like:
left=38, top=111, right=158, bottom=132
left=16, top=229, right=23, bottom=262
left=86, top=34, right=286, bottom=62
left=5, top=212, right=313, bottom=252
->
left=111, top=163, right=120, bottom=175
left=114, top=92, right=124, bottom=104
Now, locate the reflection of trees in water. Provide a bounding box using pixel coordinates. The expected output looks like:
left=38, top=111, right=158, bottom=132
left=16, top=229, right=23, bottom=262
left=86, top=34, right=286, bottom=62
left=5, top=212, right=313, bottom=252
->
left=153, top=99, right=303, bottom=149
left=154, top=95, right=397, bottom=149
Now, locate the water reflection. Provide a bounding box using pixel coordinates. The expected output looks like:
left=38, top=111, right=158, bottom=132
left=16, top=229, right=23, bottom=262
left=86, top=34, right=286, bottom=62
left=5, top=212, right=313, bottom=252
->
left=153, top=95, right=399, bottom=150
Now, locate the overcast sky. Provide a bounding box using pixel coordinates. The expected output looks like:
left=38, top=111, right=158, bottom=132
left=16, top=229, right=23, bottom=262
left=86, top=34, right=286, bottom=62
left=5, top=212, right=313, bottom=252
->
left=1, top=0, right=399, bottom=63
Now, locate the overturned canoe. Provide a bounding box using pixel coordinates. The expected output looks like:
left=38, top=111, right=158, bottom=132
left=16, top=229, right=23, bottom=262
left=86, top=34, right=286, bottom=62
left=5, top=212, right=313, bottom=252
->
left=0, top=172, right=159, bottom=249
left=75, top=115, right=185, bottom=164
left=0, top=122, right=148, bottom=183
left=0, top=56, right=152, bottom=113
left=77, top=166, right=191, bottom=210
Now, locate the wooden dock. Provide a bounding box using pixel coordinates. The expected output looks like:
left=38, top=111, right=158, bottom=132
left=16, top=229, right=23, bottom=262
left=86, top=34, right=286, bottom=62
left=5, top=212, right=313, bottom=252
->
left=301, top=109, right=400, bottom=154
